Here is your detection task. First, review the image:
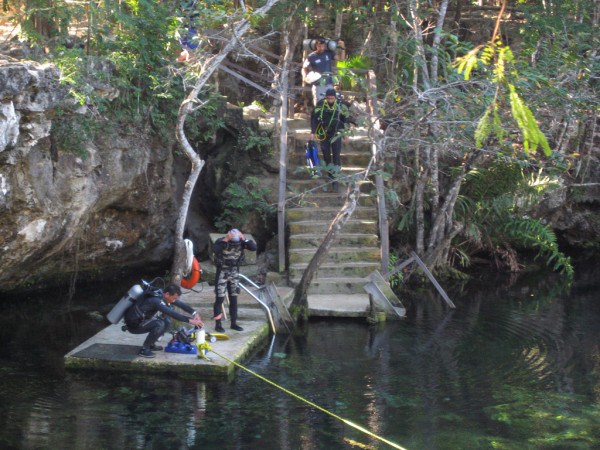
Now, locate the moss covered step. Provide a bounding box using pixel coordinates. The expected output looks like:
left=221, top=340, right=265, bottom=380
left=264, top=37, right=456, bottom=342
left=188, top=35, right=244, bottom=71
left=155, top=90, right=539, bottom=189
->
left=289, top=219, right=378, bottom=235
left=286, top=206, right=375, bottom=222
left=288, top=276, right=371, bottom=295
left=288, top=150, right=373, bottom=170
left=288, top=247, right=381, bottom=265
left=286, top=190, right=376, bottom=208
left=286, top=166, right=371, bottom=183
left=289, top=261, right=381, bottom=279
left=289, top=233, right=379, bottom=248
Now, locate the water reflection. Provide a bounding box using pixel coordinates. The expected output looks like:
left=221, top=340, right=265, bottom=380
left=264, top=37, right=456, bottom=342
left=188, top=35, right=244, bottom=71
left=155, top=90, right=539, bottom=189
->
left=0, top=268, right=598, bottom=449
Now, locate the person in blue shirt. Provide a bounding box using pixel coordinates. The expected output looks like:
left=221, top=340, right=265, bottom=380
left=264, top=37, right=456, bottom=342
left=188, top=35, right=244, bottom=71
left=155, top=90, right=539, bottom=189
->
left=303, top=37, right=337, bottom=106
left=177, top=0, right=199, bottom=62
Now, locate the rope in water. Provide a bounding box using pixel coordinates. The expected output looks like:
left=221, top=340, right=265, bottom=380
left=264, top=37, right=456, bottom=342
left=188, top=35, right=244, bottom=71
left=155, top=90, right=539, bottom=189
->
left=209, top=347, right=407, bottom=450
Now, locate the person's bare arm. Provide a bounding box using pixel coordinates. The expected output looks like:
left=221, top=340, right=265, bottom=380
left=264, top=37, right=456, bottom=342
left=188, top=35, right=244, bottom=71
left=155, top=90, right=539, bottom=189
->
left=303, top=51, right=313, bottom=73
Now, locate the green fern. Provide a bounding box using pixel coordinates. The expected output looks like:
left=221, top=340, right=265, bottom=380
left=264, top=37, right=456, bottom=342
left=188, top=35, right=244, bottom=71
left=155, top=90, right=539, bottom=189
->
left=455, top=40, right=551, bottom=156
left=387, top=253, right=404, bottom=290
left=500, top=217, right=573, bottom=277
left=455, top=161, right=572, bottom=277
left=508, top=85, right=551, bottom=155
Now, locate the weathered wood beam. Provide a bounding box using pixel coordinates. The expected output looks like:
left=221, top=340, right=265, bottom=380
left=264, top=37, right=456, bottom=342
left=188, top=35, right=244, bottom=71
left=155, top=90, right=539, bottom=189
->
left=219, top=64, right=280, bottom=99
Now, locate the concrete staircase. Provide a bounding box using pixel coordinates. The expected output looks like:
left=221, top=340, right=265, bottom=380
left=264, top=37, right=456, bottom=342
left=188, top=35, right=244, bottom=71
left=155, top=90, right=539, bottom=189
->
left=285, top=120, right=381, bottom=298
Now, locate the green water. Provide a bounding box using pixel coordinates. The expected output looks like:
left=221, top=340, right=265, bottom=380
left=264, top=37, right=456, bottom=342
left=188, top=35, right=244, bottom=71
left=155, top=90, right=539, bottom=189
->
left=0, top=268, right=598, bottom=449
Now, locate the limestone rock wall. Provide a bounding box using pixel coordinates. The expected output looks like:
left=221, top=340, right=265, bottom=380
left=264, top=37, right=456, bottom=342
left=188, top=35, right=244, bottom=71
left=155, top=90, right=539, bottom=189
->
left=0, top=60, right=178, bottom=291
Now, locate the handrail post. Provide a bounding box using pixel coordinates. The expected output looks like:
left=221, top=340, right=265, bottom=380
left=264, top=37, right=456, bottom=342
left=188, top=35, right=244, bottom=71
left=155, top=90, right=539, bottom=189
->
left=277, top=30, right=292, bottom=274
left=365, top=70, right=389, bottom=274
left=238, top=274, right=277, bottom=334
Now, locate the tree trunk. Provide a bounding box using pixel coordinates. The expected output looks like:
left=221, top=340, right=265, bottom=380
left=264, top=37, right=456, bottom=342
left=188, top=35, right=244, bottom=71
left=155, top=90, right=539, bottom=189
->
left=408, top=0, right=431, bottom=90
left=424, top=150, right=482, bottom=267
left=415, top=168, right=426, bottom=255
left=170, top=0, right=281, bottom=283
left=430, top=0, right=451, bottom=83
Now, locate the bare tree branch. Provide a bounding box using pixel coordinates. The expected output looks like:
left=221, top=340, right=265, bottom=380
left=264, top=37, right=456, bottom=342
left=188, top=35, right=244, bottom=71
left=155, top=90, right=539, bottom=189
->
left=170, top=0, right=282, bottom=283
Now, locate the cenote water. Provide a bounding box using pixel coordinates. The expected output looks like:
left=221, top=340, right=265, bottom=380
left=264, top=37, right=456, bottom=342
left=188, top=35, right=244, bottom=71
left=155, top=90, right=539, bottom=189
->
left=0, top=266, right=598, bottom=450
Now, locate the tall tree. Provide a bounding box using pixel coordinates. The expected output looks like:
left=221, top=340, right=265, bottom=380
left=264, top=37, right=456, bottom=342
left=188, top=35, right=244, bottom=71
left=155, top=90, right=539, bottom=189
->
left=170, top=0, right=282, bottom=283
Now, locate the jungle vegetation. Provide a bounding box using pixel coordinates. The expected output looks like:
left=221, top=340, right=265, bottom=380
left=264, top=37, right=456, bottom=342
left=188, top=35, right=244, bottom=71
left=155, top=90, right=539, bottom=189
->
left=2, top=0, right=598, bottom=279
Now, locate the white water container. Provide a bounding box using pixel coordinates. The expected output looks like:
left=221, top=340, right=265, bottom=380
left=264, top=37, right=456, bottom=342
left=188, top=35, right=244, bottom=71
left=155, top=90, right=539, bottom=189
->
left=106, top=284, right=144, bottom=324
left=196, top=329, right=206, bottom=345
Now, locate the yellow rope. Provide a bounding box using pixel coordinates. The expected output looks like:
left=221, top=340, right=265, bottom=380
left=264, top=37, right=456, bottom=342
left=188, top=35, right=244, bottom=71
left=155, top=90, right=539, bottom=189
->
left=196, top=342, right=212, bottom=361
left=315, top=123, right=327, bottom=141
left=208, top=346, right=408, bottom=450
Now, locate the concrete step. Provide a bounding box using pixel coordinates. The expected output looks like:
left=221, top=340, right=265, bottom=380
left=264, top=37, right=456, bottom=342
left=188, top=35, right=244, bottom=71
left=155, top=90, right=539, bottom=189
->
left=292, top=127, right=372, bottom=144
left=286, top=191, right=376, bottom=208
left=289, top=218, right=378, bottom=235
left=288, top=247, right=381, bottom=265
left=289, top=261, right=381, bottom=279
left=289, top=232, right=379, bottom=248
left=287, top=165, right=369, bottom=181
left=285, top=122, right=381, bottom=298
left=289, top=151, right=373, bottom=169
left=289, top=276, right=371, bottom=295
left=307, top=293, right=370, bottom=317
left=287, top=206, right=376, bottom=222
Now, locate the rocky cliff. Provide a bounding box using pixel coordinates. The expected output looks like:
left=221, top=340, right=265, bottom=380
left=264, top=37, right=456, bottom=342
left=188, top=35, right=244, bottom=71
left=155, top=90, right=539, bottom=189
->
left=0, top=60, right=179, bottom=292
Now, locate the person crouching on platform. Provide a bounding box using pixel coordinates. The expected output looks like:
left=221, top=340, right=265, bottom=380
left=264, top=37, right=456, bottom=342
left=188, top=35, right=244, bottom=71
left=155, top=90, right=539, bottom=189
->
left=213, top=228, right=257, bottom=332
left=124, top=284, right=204, bottom=358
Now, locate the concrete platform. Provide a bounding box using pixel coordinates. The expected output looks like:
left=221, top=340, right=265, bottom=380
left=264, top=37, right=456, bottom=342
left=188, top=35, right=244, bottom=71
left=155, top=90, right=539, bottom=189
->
left=64, top=308, right=270, bottom=381
left=64, top=281, right=373, bottom=380
left=64, top=283, right=287, bottom=380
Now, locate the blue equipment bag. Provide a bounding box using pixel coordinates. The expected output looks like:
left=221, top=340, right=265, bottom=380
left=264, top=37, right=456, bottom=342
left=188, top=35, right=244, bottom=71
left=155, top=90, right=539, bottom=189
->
left=165, top=341, right=197, bottom=354
left=305, top=140, right=320, bottom=177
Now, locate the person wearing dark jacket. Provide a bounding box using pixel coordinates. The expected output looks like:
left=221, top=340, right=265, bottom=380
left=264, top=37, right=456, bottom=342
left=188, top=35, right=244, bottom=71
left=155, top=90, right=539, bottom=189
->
left=213, top=228, right=257, bottom=332
left=124, top=284, right=204, bottom=358
left=310, top=88, right=350, bottom=192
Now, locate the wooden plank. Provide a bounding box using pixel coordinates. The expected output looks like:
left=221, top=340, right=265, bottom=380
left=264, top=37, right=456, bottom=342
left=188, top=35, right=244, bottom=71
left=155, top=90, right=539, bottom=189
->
left=222, top=60, right=274, bottom=83
left=410, top=252, right=456, bottom=309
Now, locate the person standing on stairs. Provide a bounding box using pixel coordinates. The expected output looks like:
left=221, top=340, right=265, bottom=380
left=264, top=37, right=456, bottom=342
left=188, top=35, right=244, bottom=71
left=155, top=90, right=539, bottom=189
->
left=303, top=37, right=338, bottom=106
left=310, top=88, right=350, bottom=192
left=213, top=228, right=257, bottom=332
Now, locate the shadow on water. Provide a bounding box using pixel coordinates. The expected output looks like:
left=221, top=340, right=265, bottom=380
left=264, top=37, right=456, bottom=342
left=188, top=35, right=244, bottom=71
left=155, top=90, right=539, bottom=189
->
left=0, top=266, right=599, bottom=449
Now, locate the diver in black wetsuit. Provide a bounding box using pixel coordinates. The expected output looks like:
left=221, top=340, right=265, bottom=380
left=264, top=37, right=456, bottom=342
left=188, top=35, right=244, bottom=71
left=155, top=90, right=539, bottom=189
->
left=124, top=284, right=204, bottom=358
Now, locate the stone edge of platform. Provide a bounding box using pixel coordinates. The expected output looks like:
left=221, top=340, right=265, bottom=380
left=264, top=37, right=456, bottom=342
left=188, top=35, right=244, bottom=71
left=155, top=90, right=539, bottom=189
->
left=64, top=321, right=271, bottom=381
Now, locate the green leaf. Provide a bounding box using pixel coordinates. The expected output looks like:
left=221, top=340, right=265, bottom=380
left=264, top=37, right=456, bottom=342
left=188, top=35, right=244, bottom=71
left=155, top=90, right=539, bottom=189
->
left=508, top=85, right=551, bottom=155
